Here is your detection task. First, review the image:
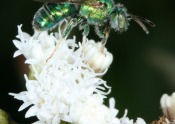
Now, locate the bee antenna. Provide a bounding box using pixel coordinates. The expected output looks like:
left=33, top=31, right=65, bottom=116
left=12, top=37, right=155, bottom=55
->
left=128, top=14, right=155, bottom=34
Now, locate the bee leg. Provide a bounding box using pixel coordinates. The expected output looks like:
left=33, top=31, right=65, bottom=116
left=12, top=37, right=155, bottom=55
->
left=103, top=27, right=110, bottom=45
left=79, top=22, right=90, bottom=36
left=63, top=18, right=77, bottom=38
left=94, top=26, right=110, bottom=45
left=63, top=18, right=83, bottom=38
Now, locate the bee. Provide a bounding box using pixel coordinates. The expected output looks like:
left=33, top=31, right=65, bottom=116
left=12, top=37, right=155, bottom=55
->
left=33, top=0, right=155, bottom=43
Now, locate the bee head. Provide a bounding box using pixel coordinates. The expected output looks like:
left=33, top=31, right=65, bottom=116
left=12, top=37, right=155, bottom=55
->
left=110, top=4, right=129, bottom=33
left=110, top=4, right=155, bottom=34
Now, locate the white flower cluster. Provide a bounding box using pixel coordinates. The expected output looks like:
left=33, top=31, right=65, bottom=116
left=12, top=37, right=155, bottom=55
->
left=10, top=22, right=146, bottom=124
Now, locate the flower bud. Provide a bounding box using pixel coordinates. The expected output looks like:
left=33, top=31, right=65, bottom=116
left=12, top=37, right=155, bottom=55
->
left=160, top=92, right=175, bottom=121
left=82, top=39, right=113, bottom=73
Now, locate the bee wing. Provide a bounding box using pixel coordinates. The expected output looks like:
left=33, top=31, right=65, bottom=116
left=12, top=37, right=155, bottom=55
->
left=33, top=0, right=101, bottom=6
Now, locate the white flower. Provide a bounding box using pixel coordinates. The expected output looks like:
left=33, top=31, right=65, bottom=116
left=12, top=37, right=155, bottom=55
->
left=69, top=97, right=119, bottom=124
left=134, top=118, right=146, bottom=124
left=13, top=25, right=56, bottom=66
left=10, top=21, right=146, bottom=124
left=119, top=110, right=146, bottom=124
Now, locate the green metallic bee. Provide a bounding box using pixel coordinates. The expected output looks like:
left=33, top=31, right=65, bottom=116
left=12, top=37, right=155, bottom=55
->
left=33, top=0, right=155, bottom=43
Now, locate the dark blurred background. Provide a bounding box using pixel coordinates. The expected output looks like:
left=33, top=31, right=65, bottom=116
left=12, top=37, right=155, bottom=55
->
left=0, top=0, right=175, bottom=123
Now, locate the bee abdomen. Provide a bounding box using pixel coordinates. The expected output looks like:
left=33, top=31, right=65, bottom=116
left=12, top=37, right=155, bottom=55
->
left=33, top=3, right=78, bottom=31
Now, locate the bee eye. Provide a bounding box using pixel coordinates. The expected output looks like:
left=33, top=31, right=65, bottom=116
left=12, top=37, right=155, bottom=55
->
left=118, top=13, right=123, bottom=21
left=119, top=14, right=123, bottom=19
left=118, top=13, right=126, bottom=29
